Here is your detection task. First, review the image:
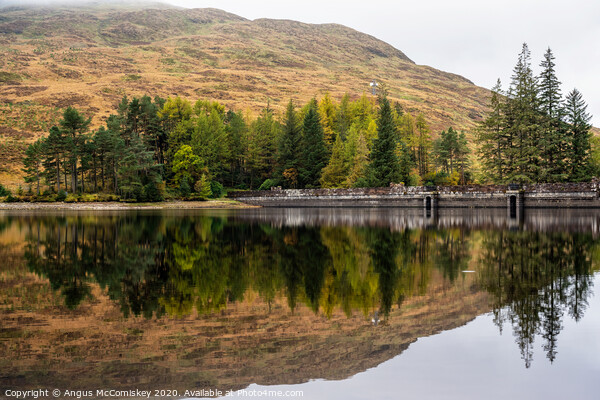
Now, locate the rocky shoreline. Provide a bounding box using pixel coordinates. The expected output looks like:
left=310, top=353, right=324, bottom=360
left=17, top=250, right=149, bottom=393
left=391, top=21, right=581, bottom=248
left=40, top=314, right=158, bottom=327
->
left=0, top=200, right=256, bottom=211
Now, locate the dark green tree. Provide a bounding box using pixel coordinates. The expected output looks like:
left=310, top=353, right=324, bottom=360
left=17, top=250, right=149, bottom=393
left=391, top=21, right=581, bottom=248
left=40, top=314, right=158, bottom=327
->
left=477, top=79, right=507, bottom=182
left=60, top=106, right=91, bottom=193
left=538, top=48, right=568, bottom=182
left=506, top=43, right=542, bottom=183
left=368, top=96, right=399, bottom=187
left=298, top=100, right=328, bottom=188
left=276, top=100, right=302, bottom=188
left=565, top=89, right=592, bottom=181
left=22, top=138, right=45, bottom=195
left=42, top=126, right=68, bottom=192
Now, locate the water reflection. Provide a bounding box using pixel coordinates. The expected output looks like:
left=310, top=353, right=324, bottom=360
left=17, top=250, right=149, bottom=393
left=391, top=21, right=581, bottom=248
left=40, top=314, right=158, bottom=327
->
left=1, top=207, right=599, bottom=397
left=479, top=230, right=595, bottom=367
left=8, top=209, right=597, bottom=369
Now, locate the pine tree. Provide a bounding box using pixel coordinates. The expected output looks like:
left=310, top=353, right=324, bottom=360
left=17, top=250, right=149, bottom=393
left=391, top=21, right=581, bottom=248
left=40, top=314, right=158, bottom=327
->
left=397, top=140, right=413, bottom=186
left=276, top=100, right=302, bottom=188
left=224, top=110, right=247, bottom=187
left=247, top=107, right=279, bottom=189
left=477, top=79, right=507, bottom=182
left=368, top=96, right=399, bottom=187
left=298, top=100, right=328, bottom=188
left=565, top=89, right=592, bottom=181
left=506, top=43, right=542, bottom=183
left=22, top=138, right=45, bottom=195
left=538, top=48, right=567, bottom=182
left=42, top=126, right=68, bottom=192
left=60, top=106, right=91, bottom=193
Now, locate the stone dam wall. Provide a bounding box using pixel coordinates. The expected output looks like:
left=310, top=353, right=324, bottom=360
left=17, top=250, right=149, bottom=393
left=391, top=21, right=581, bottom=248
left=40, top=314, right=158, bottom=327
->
left=227, top=182, right=600, bottom=208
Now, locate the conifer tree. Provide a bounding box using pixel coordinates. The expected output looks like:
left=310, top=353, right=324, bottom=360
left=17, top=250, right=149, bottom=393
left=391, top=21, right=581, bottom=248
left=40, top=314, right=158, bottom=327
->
left=415, top=113, right=432, bottom=177
left=345, top=133, right=369, bottom=187
left=319, top=93, right=337, bottom=151
left=299, top=100, right=328, bottom=188
left=247, top=107, right=279, bottom=189
left=336, top=93, right=352, bottom=141
left=477, top=79, right=507, bottom=182
left=60, top=106, right=91, bottom=193
left=538, top=48, right=567, bottom=182
left=565, top=89, right=592, bottom=181
left=277, top=100, right=302, bottom=188
left=320, top=135, right=348, bottom=188
left=368, top=96, right=399, bottom=187
left=224, top=110, right=248, bottom=188
left=506, top=43, right=541, bottom=183
left=23, top=138, right=45, bottom=195
left=43, top=126, right=67, bottom=192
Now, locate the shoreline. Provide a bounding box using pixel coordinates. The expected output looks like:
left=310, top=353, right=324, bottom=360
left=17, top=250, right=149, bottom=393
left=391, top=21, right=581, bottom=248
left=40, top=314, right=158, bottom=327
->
left=0, top=199, right=257, bottom=211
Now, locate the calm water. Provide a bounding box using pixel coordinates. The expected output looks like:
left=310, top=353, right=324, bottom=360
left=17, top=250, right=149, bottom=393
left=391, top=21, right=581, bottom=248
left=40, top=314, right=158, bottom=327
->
left=1, top=208, right=599, bottom=399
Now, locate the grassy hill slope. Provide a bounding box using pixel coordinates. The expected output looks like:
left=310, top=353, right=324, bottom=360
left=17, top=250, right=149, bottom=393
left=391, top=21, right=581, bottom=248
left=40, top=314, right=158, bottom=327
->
left=0, top=2, right=491, bottom=187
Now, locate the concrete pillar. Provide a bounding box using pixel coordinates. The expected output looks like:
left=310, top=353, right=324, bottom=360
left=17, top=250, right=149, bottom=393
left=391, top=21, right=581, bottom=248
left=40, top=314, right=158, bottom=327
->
left=423, top=192, right=438, bottom=220
left=506, top=190, right=523, bottom=221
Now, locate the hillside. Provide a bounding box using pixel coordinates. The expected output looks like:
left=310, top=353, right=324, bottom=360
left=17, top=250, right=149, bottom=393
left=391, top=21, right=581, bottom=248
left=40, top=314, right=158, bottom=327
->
left=0, top=2, right=491, bottom=187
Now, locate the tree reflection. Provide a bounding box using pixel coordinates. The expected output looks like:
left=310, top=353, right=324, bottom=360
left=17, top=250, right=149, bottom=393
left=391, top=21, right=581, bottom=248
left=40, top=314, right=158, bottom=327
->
left=18, top=213, right=599, bottom=366
left=479, top=231, right=595, bottom=367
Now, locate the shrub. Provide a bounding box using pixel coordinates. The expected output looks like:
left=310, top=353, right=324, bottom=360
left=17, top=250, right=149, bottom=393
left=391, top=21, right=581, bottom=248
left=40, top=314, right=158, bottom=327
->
left=56, top=190, right=67, bottom=201
left=258, top=178, right=278, bottom=191
left=143, top=181, right=163, bottom=202
left=179, top=177, right=191, bottom=198
left=352, top=177, right=370, bottom=188
left=209, top=181, right=224, bottom=198
left=0, top=184, right=10, bottom=197
left=4, top=194, right=19, bottom=203
left=194, top=174, right=212, bottom=199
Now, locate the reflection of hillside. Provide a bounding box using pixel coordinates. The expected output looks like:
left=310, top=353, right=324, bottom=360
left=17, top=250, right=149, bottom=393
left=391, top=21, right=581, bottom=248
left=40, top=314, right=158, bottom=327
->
left=0, top=210, right=598, bottom=394
left=0, top=260, right=488, bottom=393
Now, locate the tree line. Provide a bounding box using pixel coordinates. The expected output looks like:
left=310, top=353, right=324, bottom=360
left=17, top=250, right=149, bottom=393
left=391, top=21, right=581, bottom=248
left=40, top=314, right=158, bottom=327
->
left=20, top=92, right=471, bottom=200
left=478, top=44, right=594, bottom=183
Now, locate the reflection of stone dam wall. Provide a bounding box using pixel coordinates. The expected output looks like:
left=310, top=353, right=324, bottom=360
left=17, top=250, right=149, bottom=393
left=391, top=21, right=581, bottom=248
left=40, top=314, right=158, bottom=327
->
left=228, top=182, right=600, bottom=208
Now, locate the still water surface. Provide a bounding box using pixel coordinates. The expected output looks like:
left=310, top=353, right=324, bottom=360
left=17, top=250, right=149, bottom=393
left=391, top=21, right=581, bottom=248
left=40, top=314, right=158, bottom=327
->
left=1, top=208, right=599, bottom=399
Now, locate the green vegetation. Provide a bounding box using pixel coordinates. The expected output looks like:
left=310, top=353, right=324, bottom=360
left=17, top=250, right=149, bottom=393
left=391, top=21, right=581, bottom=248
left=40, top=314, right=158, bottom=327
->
left=477, top=44, right=594, bottom=183
left=7, top=43, right=596, bottom=200
left=16, top=91, right=473, bottom=202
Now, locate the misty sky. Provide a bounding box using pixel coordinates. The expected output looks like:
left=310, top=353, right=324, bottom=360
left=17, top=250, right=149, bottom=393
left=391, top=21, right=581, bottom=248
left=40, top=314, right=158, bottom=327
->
left=2, top=0, right=599, bottom=124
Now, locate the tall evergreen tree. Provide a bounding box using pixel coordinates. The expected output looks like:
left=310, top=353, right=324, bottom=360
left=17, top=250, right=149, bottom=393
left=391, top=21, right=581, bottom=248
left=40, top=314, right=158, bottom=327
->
left=22, top=138, right=45, bottom=195
left=506, top=43, right=542, bottom=183
left=277, top=100, right=302, bottom=188
left=565, top=89, right=592, bottom=181
left=538, top=48, right=567, bottom=182
left=368, top=96, right=399, bottom=187
left=42, top=126, right=68, bottom=192
left=478, top=79, right=508, bottom=182
left=60, top=106, right=91, bottom=193
left=298, top=100, right=328, bottom=188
